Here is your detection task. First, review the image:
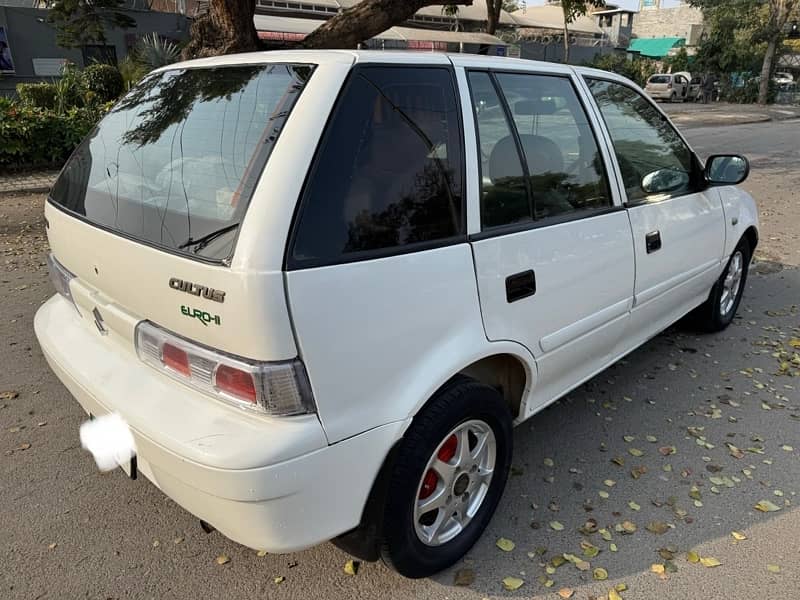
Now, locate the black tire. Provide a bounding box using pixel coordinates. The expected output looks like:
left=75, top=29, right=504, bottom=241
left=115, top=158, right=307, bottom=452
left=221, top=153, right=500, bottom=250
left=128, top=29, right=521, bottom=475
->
left=694, top=237, right=751, bottom=332
left=378, top=376, right=512, bottom=578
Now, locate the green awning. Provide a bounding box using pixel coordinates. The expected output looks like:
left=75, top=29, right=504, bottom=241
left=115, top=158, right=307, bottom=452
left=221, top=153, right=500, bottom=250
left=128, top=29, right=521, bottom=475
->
left=627, top=37, right=685, bottom=59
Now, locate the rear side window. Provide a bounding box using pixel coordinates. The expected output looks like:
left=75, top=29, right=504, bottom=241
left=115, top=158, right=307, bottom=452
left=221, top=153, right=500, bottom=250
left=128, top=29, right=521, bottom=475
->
left=50, top=64, right=313, bottom=262
left=648, top=75, right=671, bottom=84
left=288, top=66, right=465, bottom=269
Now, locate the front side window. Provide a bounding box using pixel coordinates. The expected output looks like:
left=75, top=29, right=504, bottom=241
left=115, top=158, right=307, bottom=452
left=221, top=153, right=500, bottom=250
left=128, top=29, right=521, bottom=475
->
left=50, top=64, right=313, bottom=261
left=289, top=66, right=465, bottom=268
left=586, top=78, right=699, bottom=205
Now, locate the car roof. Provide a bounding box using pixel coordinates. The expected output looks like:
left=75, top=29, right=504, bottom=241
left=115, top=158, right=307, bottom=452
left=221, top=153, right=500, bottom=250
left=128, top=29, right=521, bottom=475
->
left=155, top=49, right=576, bottom=75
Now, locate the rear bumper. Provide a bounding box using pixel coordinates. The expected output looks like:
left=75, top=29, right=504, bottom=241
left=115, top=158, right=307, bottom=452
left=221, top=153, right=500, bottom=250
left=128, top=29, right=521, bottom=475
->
left=646, top=89, right=673, bottom=99
left=35, top=294, right=407, bottom=552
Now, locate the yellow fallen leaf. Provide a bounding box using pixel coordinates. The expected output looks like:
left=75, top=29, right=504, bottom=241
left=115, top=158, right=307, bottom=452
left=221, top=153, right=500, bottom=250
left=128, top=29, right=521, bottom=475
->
left=609, top=589, right=623, bottom=600
left=343, top=559, right=359, bottom=575
left=274, top=576, right=285, bottom=584
left=628, top=448, right=644, bottom=457
left=615, top=583, right=628, bottom=592
left=781, top=445, right=793, bottom=452
left=599, top=490, right=610, bottom=499
left=609, top=543, right=618, bottom=552
left=47, top=543, right=57, bottom=550
left=604, top=479, right=617, bottom=487
left=767, top=564, right=781, bottom=573
left=496, top=537, right=515, bottom=552
left=651, top=563, right=665, bottom=574
left=700, top=557, right=722, bottom=568
left=593, top=567, right=608, bottom=580
left=687, top=551, right=700, bottom=563
left=502, top=577, right=524, bottom=591
left=789, top=338, right=800, bottom=348
left=646, top=435, right=658, bottom=443
left=550, top=521, right=564, bottom=531
left=558, top=588, right=574, bottom=599
left=731, top=531, right=747, bottom=541
left=215, top=554, right=230, bottom=565
left=628, top=501, right=641, bottom=511
left=755, top=500, right=782, bottom=512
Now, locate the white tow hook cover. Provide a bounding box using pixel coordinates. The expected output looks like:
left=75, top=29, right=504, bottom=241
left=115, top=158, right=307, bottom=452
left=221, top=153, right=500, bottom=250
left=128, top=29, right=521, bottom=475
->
left=79, top=413, right=136, bottom=472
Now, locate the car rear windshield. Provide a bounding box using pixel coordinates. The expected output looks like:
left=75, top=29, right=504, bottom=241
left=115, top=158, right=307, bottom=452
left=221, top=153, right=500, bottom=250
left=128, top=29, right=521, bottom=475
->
left=49, top=63, right=314, bottom=262
left=648, top=75, right=671, bottom=84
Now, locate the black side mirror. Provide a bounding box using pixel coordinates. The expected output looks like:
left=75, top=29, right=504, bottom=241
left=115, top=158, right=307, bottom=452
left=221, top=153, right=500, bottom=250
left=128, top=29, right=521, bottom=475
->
left=705, top=154, right=750, bottom=185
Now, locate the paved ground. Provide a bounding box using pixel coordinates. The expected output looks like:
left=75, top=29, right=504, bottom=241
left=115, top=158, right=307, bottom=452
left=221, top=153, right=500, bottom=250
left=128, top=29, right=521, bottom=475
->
left=1, top=120, right=799, bottom=600
left=0, top=170, right=59, bottom=195
left=661, top=102, right=800, bottom=128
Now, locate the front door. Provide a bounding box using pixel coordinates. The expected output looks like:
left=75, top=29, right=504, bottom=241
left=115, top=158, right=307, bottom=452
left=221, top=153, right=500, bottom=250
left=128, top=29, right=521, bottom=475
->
left=464, top=68, right=636, bottom=417
left=583, top=77, right=726, bottom=346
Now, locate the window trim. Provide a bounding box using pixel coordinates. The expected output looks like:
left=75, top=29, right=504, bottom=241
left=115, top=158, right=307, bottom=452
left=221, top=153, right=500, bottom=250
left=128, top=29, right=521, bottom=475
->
left=284, top=64, right=468, bottom=271
left=467, top=67, right=616, bottom=233
left=582, top=75, right=708, bottom=208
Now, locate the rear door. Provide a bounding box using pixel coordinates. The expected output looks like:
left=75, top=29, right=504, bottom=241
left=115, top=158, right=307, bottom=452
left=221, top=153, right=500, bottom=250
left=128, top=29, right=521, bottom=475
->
left=582, top=76, right=725, bottom=346
left=461, top=66, right=635, bottom=416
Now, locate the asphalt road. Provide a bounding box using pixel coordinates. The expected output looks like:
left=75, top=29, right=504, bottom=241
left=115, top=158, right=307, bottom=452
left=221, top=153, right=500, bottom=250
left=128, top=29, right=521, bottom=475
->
left=1, top=120, right=799, bottom=600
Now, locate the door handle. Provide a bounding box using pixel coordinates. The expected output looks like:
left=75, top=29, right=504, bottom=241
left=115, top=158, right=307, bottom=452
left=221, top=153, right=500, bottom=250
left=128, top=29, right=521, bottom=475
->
left=645, top=231, right=662, bottom=254
left=506, top=270, right=536, bottom=303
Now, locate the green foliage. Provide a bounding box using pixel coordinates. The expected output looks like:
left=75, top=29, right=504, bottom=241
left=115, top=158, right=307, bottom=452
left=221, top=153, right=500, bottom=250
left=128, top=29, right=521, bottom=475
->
left=16, top=82, right=58, bottom=110
left=0, top=102, right=110, bottom=168
left=663, top=48, right=691, bottom=73
left=117, top=55, right=149, bottom=91
left=583, top=52, right=657, bottom=87
left=133, top=33, right=181, bottom=69
left=562, top=0, right=606, bottom=24
left=83, top=63, right=124, bottom=103
left=48, top=0, right=136, bottom=48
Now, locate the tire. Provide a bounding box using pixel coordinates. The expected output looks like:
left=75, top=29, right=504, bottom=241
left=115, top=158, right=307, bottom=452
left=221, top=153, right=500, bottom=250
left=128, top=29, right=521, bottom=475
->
left=378, top=376, right=512, bottom=578
left=694, top=238, right=751, bottom=332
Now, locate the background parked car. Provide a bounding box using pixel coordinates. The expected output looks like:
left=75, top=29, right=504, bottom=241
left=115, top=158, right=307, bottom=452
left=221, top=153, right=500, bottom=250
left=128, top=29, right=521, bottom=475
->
left=644, top=72, right=691, bottom=102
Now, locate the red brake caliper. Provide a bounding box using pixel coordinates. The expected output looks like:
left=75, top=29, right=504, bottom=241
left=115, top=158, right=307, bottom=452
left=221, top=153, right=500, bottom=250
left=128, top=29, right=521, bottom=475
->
left=419, top=434, right=458, bottom=500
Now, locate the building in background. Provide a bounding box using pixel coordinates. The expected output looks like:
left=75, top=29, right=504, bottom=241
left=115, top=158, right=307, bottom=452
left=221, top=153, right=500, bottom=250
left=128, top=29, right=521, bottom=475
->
left=632, top=0, right=705, bottom=53
left=592, top=3, right=636, bottom=48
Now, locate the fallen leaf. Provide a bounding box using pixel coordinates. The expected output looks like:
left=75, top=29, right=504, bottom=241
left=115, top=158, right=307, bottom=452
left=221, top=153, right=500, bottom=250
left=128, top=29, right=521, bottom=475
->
left=658, top=548, right=675, bottom=560
left=502, top=577, right=524, bottom=591
left=628, top=501, right=641, bottom=511
left=551, top=555, right=567, bottom=568
left=646, top=521, right=670, bottom=535
left=575, top=559, right=591, bottom=571
left=558, top=588, right=574, bottom=599
left=344, top=560, right=359, bottom=576
left=274, top=576, right=285, bottom=584
left=550, top=521, right=564, bottom=531
left=537, top=575, right=554, bottom=587
left=16, top=443, right=31, bottom=451
left=631, top=465, right=648, bottom=479
left=767, top=564, right=781, bottom=574
left=687, top=551, right=700, bottom=563
left=216, top=555, right=230, bottom=565
left=781, top=445, right=793, bottom=452
left=618, top=521, right=637, bottom=534
left=754, top=500, right=782, bottom=512
left=599, top=528, right=612, bottom=541
left=774, top=490, right=784, bottom=497
left=628, top=448, right=644, bottom=457
left=544, top=457, right=555, bottom=467
left=152, top=540, right=160, bottom=548
left=604, top=479, right=617, bottom=487
left=646, top=435, right=658, bottom=443
left=256, top=549, right=267, bottom=557
left=726, top=443, right=745, bottom=459
left=47, top=543, right=57, bottom=550
left=731, top=531, right=747, bottom=541
left=609, top=590, right=623, bottom=600
left=651, top=563, right=665, bottom=575
left=700, top=557, right=721, bottom=568
left=0, top=391, right=19, bottom=400
left=659, top=446, right=677, bottom=456
left=593, top=567, right=608, bottom=581
left=599, top=490, right=610, bottom=499
left=496, top=537, right=515, bottom=552
left=609, top=543, right=618, bottom=552
left=615, top=583, right=628, bottom=592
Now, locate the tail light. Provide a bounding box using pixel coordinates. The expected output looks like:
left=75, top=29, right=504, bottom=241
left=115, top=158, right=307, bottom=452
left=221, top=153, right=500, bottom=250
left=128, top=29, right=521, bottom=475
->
left=135, top=321, right=315, bottom=417
left=47, top=253, right=80, bottom=313
left=667, top=82, right=673, bottom=89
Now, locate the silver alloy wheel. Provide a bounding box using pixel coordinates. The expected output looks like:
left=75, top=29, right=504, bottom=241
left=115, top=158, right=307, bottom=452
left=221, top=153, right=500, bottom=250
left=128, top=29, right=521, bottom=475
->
left=720, top=250, right=744, bottom=316
left=413, top=420, right=496, bottom=547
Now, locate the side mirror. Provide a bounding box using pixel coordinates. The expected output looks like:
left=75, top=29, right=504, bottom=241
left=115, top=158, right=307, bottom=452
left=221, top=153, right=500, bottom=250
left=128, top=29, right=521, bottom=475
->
left=641, top=168, right=691, bottom=195
left=705, top=154, right=749, bottom=185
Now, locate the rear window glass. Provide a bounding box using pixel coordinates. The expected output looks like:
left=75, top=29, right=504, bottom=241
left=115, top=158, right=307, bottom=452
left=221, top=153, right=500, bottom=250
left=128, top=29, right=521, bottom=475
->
left=648, top=75, right=671, bottom=84
left=49, top=64, right=314, bottom=262
left=288, top=66, right=465, bottom=269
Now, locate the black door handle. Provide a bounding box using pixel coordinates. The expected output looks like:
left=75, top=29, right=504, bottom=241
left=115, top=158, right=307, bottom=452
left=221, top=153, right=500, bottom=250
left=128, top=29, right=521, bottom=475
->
left=506, top=270, right=536, bottom=303
left=646, top=231, right=662, bottom=254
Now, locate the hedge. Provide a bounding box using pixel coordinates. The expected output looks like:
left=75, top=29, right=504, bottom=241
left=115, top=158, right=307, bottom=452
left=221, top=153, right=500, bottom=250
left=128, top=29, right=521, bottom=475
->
left=0, top=102, right=109, bottom=169
left=83, top=64, right=124, bottom=104
left=16, top=82, right=58, bottom=110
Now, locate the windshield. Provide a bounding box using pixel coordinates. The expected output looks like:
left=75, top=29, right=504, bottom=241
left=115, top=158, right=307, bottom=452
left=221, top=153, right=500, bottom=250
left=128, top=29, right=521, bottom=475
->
left=648, top=75, right=671, bottom=84
left=49, top=63, right=314, bottom=262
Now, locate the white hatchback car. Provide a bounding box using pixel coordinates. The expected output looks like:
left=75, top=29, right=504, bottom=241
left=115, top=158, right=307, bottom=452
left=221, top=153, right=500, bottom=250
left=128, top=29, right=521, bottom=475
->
left=35, top=51, right=757, bottom=578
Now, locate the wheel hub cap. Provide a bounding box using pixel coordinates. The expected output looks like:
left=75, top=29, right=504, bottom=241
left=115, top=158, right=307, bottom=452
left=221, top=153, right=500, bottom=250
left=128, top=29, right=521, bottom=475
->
left=720, top=250, right=744, bottom=316
left=413, top=420, right=497, bottom=547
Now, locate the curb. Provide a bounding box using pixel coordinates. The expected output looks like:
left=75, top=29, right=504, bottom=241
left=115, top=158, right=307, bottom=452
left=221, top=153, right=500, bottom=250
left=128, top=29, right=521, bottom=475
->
left=0, top=185, right=52, bottom=196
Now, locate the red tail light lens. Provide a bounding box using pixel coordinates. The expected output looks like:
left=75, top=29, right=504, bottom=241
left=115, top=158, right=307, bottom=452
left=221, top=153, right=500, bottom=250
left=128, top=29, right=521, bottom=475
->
left=215, top=365, right=257, bottom=404
left=162, top=343, right=190, bottom=376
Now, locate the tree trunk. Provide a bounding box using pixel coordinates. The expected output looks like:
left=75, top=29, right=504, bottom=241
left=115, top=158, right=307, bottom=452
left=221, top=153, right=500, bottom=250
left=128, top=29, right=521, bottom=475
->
left=182, top=0, right=259, bottom=60
left=302, top=0, right=473, bottom=49
left=486, top=0, right=503, bottom=36
left=563, top=19, right=570, bottom=64
left=758, top=37, right=777, bottom=105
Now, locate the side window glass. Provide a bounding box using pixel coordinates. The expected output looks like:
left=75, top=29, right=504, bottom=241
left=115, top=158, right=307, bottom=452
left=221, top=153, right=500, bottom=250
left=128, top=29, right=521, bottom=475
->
left=495, top=73, right=613, bottom=220
left=586, top=78, right=697, bottom=205
left=468, top=71, right=531, bottom=229
left=290, top=67, right=464, bottom=267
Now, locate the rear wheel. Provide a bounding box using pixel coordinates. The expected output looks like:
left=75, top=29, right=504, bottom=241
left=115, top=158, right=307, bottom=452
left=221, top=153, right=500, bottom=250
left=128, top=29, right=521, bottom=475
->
left=694, top=238, right=751, bottom=332
left=378, top=376, right=512, bottom=578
